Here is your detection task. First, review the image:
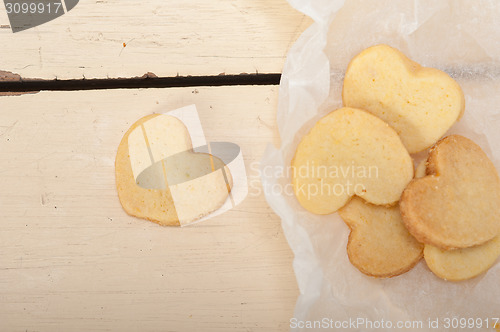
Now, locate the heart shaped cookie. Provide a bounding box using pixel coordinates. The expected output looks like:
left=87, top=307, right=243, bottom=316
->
left=424, top=236, right=500, bottom=281
left=339, top=197, right=423, bottom=278
left=401, top=135, right=500, bottom=249
left=343, top=44, right=465, bottom=153
left=115, top=114, right=232, bottom=226
left=292, top=107, right=413, bottom=214
left=414, top=160, right=500, bottom=281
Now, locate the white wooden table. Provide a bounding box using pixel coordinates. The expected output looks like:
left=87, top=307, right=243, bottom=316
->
left=0, top=1, right=311, bottom=331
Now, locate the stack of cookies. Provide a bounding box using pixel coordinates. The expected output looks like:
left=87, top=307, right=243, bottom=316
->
left=291, top=45, right=500, bottom=280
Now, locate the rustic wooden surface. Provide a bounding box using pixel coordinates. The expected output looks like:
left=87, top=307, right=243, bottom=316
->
left=0, top=86, right=298, bottom=332
left=0, top=0, right=311, bottom=80
left=0, top=1, right=309, bottom=330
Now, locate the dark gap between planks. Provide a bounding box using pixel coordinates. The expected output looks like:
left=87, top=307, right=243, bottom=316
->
left=0, top=73, right=282, bottom=92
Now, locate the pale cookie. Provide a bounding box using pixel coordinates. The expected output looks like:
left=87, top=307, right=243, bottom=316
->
left=415, top=160, right=500, bottom=281
left=292, top=107, right=413, bottom=214
left=343, top=44, right=465, bottom=153
left=424, top=236, right=500, bottom=281
left=401, top=135, right=500, bottom=249
left=115, top=114, right=232, bottom=226
left=338, top=197, right=423, bottom=278
left=414, top=159, right=427, bottom=179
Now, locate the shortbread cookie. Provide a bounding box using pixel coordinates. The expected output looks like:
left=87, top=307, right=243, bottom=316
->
left=292, top=107, right=413, bottom=214
left=338, top=197, right=423, bottom=278
left=343, top=44, right=465, bottom=153
left=401, top=135, right=500, bottom=249
left=415, top=160, right=500, bottom=281
left=414, top=159, right=427, bottom=179
left=424, top=236, right=500, bottom=281
left=115, top=114, right=232, bottom=226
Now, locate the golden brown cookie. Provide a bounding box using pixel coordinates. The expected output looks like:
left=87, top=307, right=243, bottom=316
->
left=292, top=107, right=413, bottom=214
left=401, top=135, right=500, bottom=249
left=415, top=160, right=500, bottom=281
left=343, top=44, right=465, bottom=153
left=115, top=114, right=232, bottom=226
left=338, top=197, right=423, bottom=278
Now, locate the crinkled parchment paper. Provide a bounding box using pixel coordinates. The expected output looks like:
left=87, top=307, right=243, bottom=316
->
left=261, top=1, right=500, bottom=330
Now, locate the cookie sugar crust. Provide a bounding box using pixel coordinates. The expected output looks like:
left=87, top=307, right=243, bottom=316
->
left=401, top=135, right=500, bottom=249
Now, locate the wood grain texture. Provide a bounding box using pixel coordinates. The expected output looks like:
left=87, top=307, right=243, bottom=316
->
left=0, top=0, right=311, bottom=80
left=0, top=86, right=297, bottom=332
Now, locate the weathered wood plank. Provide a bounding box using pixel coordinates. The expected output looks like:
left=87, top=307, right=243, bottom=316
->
left=0, top=0, right=310, bottom=80
left=0, top=86, right=297, bottom=331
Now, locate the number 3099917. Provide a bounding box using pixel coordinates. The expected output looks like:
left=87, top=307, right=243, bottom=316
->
left=5, top=2, right=62, bottom=14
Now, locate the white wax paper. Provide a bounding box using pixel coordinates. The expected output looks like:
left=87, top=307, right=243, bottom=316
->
left=261, top=1, right=500, bottom=331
